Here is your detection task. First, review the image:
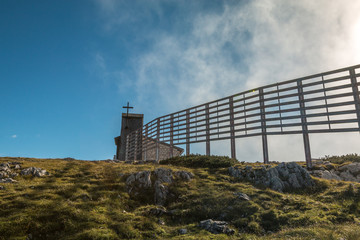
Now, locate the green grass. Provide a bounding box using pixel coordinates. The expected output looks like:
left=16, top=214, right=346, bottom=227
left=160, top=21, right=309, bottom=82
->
left=321, top=153, right=360, bottom=164
left=1, top=156, right=360, bottom=239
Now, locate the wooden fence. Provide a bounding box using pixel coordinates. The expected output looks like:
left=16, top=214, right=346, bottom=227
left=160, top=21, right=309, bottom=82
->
left=125, top=64, right=360, bottom=167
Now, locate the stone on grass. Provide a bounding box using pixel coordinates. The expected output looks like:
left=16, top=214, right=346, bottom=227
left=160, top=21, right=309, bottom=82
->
left=21, top=167, right=49, bottom=177
left=199, top=219, right=235, bottom=235
left=229, top=162, right=314, bottom=192
left=125, top=168, right=194, bottom=206
left=0, top=178, right=18, bottom=183
left=174, top=171, right=194, bottom=181
left=0, top=171, right=8, bottom=179
left=234, top=192, right=251, bottom=201
left=149, top=207, right=167, bottom=216
left=179, top=229, right=187, bottom=234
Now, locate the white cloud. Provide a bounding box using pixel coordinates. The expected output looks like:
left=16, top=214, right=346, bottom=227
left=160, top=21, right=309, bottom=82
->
left=11, top=135, right=17, bottom=138
left=98, top=0, right=360, bottom=161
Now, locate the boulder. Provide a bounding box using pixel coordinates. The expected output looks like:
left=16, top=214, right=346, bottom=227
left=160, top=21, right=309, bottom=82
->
left=0, top=163, right=10, bottom=172
left=149, top=207, right=167, bottom=216
left=0, top=185, right=5, bottom=190
left=0, top=178, right=18, bottom=183
left=154, top=180, right=169, bottom=205
left=339, top=163, right=360, bottom=175
left=154, top=168, right=173, bottom=183
left=0, top=171, right=8, bottom=179
left=126, top=171, right=152, bottom=195
left=310, top=170, right=341, bottom=181
left=199, top=219, right=235, bottom=235
left=174, top=171, right=194, bottom=181
left=339, top=170, right=358, bottom=182
left=21, top=167, right=49, bottom=177
left=229, top=162, right=314, bottom=192
left=234, top=192, right=251, bottom=201
left=179, top=229, right=187, bottom=234
left=126, top=168, right=194, bottom=206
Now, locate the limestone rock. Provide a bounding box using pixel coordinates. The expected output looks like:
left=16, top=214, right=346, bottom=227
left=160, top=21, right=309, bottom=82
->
left=234, top=192, right=251, bottom=201
left=339, top=163, right=360, bottom=176
left=339, top=170, right=358, bottom=182
left=125, top=168, right=194, bottom=206
left=0, top=163, right=10, bottom=172
left=174, top=171, right=194, bottom=181
left=149, top=207, right=167, bottom=216
left=179, top=229, right=187, bottom=234
left=0, top=178, right=18, bottom=183
left=154, top=180, right=169, bottom=205
left=154, top=168, right=173, bottom=183
left=10, top=173, right=19, bottom=178
left=21, top=167, right=49, bottom=177
left=199, top=219, right=235, bottom=235
left=126, top=171, right=152, bottom=194
left=0, top=171, right=8, bottom=179
left=229, top=162, right=314, bottom=192
left=311, top=170, right=341, bottom=181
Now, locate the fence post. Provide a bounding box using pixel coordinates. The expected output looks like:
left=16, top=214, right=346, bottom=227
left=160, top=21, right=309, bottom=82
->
left=259, top=88, right=269, bottom=164
left=229, top=97, right=236, bottom=159
left=125, top=134, right=129, bottom=161
left=170, top=114, right=174, bottom=158
left=205, top=104, right=210, bottom=156
left=297, top=80, right=312, bottom=168
left=186, top=110, right=190, bottom=156
left=156, top=119, right=160, bottom=162
left=144, top=125, right=148, bottom=161
left=134, top=130, right=138, bottom=160
left=350, top=68, right=360, bottom=129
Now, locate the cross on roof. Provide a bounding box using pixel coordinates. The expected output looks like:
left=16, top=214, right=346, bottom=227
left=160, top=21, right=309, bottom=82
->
left=123, top=102, right=133, bottom=118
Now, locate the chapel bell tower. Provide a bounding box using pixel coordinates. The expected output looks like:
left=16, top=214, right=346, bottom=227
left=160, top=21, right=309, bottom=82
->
left=114, top=102, right=143, bottom=160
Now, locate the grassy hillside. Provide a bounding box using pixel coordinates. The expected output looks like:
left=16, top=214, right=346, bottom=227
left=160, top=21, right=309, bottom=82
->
left=1, top=155, right=360, bottom=240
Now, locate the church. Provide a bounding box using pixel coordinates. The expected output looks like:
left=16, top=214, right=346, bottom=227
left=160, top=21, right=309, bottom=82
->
left=114, top=106, right=183, bottom=161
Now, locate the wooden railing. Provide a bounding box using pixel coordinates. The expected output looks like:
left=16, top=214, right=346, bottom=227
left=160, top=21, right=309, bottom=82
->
left=125, top=64, right=360, bottom=167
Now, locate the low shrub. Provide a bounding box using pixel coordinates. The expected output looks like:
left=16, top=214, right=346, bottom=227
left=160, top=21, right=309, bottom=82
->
left=160, top=154, right=238, bottom=169
left=322, top=154, right=360, bottom=164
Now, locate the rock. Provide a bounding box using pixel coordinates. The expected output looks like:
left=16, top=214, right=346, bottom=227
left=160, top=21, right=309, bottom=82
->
left=0, top=178, right=18, bottom=183
left=14, top=165, right=21, bottom=169
left=0, top=171, right=8, bottom=179
left=199, top=219, right=235, bottom=235
left=339, top=170, right=358, bottom=182
left=0, top=163, right=10, bottom=172
left=126, top=171, right=152, bottom=194
left=229, top=162, right=314, bottom=192
left=21, top=167, right=49, bottom=177
left=234, top=192, right=251, bottom=201
left=310, top=170, right=341, bottom=181
left=10, top=173, right=19, bottom=178
left=179, top=229, right=187, bottom=234
left=126, top=168, right=194, bottom=206
left=8, top=161, right=22, bottom=165
left=154, top=181, right=168, bottom=205
left=154, top=168, right=173, bottom=183
left=339, top=163, right=360, bottom=176
left=158, top=219, right=165, bottom=225
left=0, top=185, right=5, bottom=190
left=174, top=171, right=194, bottom=181
left=149, top=207, right=167, bottom=216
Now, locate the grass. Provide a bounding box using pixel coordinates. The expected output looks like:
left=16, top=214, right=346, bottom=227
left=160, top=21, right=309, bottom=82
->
left=321, top=153, right=360, bottom=165
left=0, top=155, right=360, bottom=239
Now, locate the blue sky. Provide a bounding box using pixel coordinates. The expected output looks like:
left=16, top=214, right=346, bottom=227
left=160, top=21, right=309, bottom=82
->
left=1, top=0, right=360, bottom=161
